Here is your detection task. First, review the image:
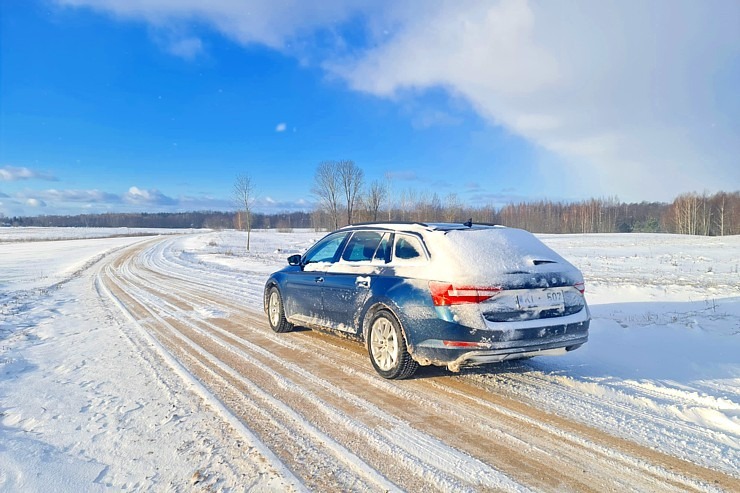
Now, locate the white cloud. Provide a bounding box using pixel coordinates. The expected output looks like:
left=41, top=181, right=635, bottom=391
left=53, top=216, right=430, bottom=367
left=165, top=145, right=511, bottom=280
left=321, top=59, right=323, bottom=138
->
left=124, top=186, right=177, bottom=205
left=329, top=1, right=558, bottom=97
left=0, top=166, right=34, bottom=181
left=255, top=196, right=314, bottom=212
left=0, top=165, right=57, bottom=182
left=410, top=109, right=462, bottom=129
left=327, top=1, right=740, bottom=200
left=55, top=0, right=740, bottom=201
left=55, top=0, right=370, bottom=51
left=26, top=198, right=47, bottom=208
left=275, top=122, right=287, bottom=132
left=35, top=188, right=121, bottom=203
left=166, top=36, right=204, bottom=59
left=4, top=187, right=245, bottom=216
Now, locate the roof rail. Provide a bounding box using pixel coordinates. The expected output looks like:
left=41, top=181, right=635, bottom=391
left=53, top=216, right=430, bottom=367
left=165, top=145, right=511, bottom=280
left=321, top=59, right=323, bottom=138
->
left=346, top=221, right=430, bottom=228
left=339, top=221, right=505, bottom=232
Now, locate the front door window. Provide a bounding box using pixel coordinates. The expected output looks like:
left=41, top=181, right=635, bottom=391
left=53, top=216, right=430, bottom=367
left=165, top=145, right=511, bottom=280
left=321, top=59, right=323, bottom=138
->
left=303, top=232, right=348, bottom=266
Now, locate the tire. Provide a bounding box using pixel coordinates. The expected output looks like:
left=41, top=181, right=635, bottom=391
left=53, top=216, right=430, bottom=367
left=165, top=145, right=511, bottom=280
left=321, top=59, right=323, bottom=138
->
left=266, top=286, right=293, bottom=333
left=367, top=309, right=418, bottom=379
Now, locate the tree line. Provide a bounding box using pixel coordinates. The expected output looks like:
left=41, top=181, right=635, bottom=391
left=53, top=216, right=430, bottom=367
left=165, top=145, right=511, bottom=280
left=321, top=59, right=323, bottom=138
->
left=3, top=160, right=737, bottom=236
left=310, top=161, right=738, bottom=236
left=316, top=189, right=739, bottom=236
left=3, top=211, right=314, bottom=230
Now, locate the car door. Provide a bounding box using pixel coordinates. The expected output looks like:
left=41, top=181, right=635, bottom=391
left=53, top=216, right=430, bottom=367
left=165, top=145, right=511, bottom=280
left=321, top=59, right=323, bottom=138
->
left=321, top=231, right=388, bottom=333
left=283, top=231, right=349, bottom=324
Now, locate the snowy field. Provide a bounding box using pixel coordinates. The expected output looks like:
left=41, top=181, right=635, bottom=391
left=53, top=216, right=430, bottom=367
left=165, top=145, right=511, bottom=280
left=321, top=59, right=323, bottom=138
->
left=1, top=228, right=738, bottom=491
left=490, top=233, right=740, bottom=468
left=0, top=227, right=198, bottom=292
left=0, top=226, right=198, bottom=243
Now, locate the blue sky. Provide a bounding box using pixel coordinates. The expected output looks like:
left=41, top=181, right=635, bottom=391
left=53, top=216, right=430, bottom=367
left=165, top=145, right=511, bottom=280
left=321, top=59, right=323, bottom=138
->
left=1, top=0, right=738, bottom=217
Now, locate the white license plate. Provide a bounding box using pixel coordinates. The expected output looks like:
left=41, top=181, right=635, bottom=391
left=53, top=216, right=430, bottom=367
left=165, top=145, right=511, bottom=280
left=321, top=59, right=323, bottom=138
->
left=516, top=289, right=565, bottom=310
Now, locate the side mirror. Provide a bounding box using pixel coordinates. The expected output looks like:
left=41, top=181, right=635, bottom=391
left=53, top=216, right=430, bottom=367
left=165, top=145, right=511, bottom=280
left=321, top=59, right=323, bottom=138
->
left=287, top=254, right=302, bottom=266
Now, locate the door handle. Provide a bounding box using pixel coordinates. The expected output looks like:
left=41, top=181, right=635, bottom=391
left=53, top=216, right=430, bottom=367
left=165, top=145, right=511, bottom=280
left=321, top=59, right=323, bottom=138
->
left=355, top=276, right=370, bottom=288
left=315, top=277, right=324, bottom=283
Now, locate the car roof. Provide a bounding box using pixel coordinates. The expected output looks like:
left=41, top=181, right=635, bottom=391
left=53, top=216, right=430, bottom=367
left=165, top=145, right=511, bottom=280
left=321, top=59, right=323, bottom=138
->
left=339, top=221, right=506, bottom=234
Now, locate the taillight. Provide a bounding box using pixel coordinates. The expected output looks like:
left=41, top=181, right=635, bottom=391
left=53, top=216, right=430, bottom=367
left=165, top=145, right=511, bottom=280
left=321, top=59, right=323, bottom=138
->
left=429, top=281, right=502, bottom=306
left=574, top=281, right=585, bottom=294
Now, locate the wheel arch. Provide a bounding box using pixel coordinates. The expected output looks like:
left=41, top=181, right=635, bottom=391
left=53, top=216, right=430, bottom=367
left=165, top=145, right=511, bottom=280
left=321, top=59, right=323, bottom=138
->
left=263, top=278, right=281, bottom=313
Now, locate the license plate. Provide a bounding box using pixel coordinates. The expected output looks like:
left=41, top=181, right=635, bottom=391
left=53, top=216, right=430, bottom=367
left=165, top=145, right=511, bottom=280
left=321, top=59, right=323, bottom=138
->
left=516, top=289, right=565, bottom=310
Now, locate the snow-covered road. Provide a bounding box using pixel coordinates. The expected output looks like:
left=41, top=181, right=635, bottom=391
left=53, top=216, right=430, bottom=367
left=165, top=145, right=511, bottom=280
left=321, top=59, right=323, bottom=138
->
left=1, top=229, right=738, bottom=491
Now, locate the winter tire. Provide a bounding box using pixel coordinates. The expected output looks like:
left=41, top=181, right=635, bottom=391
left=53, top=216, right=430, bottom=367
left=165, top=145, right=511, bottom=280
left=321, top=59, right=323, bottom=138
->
left=368, top=309, right=418, bottom=379
left=267, top=286, right=293, bottom=333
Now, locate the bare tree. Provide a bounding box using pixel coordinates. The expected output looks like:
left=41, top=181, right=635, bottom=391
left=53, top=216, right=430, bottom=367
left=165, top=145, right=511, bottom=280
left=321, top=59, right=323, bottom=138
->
left=312, top=161, right=341, bottom=230
left=384, top=172, right=394, bottom=221
left=444, top=193, right=462, bottom=222
left=337, top=160, right=364, bottom=225
left=412, top=191, right=442, bottom=222
left=398, top=188, right=417, bottom=222
left=364, top=180, right=388, bottom=221
left=700, top=192, right=712, bottom=236
left=671, top=192, right=700, bottom=235
left=233, top=174, right=256, bottom=251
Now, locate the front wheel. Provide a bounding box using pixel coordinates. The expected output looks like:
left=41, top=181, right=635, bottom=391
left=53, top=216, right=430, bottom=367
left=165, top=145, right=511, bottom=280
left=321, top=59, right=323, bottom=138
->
left=267, top=286, right=293, bottom=333
left=367, top=310, right=418, bottom=379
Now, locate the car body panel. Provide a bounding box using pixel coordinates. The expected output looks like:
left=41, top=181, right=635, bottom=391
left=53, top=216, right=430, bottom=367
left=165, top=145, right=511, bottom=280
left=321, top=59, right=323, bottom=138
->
left=282, top=268, right=323, bottom=321
left=319, top=268, right=372, bottom=333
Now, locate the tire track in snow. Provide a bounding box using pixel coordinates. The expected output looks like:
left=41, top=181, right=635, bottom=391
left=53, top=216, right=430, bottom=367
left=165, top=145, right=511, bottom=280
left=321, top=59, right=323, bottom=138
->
left=124, top=248, right=736, bottom=468
left=99, top=237, right=740, bottom=492
left=104, top=264, right=397, bottom=492
left=105, top=241, right=525, bottom=492
left=136, top=236, right=740, bottom=484
left=113, top=249, right=634, bottom=490
left=95, top=250, right=307, bottom=492
left=464, top=365, right=740, bottom=470
left=156, top=233, right=739, bottom=478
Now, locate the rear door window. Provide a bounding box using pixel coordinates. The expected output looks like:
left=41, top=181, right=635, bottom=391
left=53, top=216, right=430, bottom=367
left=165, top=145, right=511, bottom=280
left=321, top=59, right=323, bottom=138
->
left=341, top=231, right=384, bottom=262
left=373, top=232, right=392, bottom=263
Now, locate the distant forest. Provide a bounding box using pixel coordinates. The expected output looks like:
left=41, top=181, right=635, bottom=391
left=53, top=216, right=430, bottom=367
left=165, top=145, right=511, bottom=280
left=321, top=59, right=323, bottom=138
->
left=3, top=190, right=738, bottom=236
left=2, top=211, right=313, bottom=231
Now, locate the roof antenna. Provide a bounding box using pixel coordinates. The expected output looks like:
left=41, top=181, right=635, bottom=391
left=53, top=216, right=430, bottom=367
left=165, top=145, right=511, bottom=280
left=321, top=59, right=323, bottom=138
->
left=463, top=218, right=473, bottom=228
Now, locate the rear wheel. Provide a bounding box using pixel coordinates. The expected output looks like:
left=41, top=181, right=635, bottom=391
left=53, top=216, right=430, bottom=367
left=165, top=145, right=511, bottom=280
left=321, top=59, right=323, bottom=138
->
left=267, top=286, right=293, bottom=333
left=367, top=310, right=418, bottom=379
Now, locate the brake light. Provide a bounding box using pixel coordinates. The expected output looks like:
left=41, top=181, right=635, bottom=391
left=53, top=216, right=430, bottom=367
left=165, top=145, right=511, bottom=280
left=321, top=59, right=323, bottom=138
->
left=574, top=281, right=585, bottom=294
left=429, top=281, right=502, bottom=306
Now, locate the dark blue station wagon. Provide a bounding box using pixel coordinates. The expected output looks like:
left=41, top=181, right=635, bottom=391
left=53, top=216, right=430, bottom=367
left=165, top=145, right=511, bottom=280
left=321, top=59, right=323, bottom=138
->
left=264, top=222, right=590, bottom=379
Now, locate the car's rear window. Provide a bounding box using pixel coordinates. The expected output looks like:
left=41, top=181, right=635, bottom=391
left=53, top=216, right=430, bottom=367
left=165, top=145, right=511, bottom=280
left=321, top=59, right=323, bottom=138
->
left=421, top=227, right=571, bottom=284
left=394, top=234, right=425, bottom=260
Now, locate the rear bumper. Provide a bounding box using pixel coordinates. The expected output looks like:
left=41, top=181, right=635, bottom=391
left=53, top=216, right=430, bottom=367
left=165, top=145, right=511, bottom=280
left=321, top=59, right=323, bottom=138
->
left=410, top=318, right=589, bottom=371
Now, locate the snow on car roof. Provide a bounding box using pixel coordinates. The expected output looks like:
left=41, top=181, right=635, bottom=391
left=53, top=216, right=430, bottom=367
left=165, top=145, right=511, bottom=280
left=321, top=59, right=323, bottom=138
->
left=342, top=221, right=506, bottom=233
left=422, top=226, right=578, bottom=284
left=425, top=222, right=506, bottom=231
left=342, top=222, right=576, bottom=284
